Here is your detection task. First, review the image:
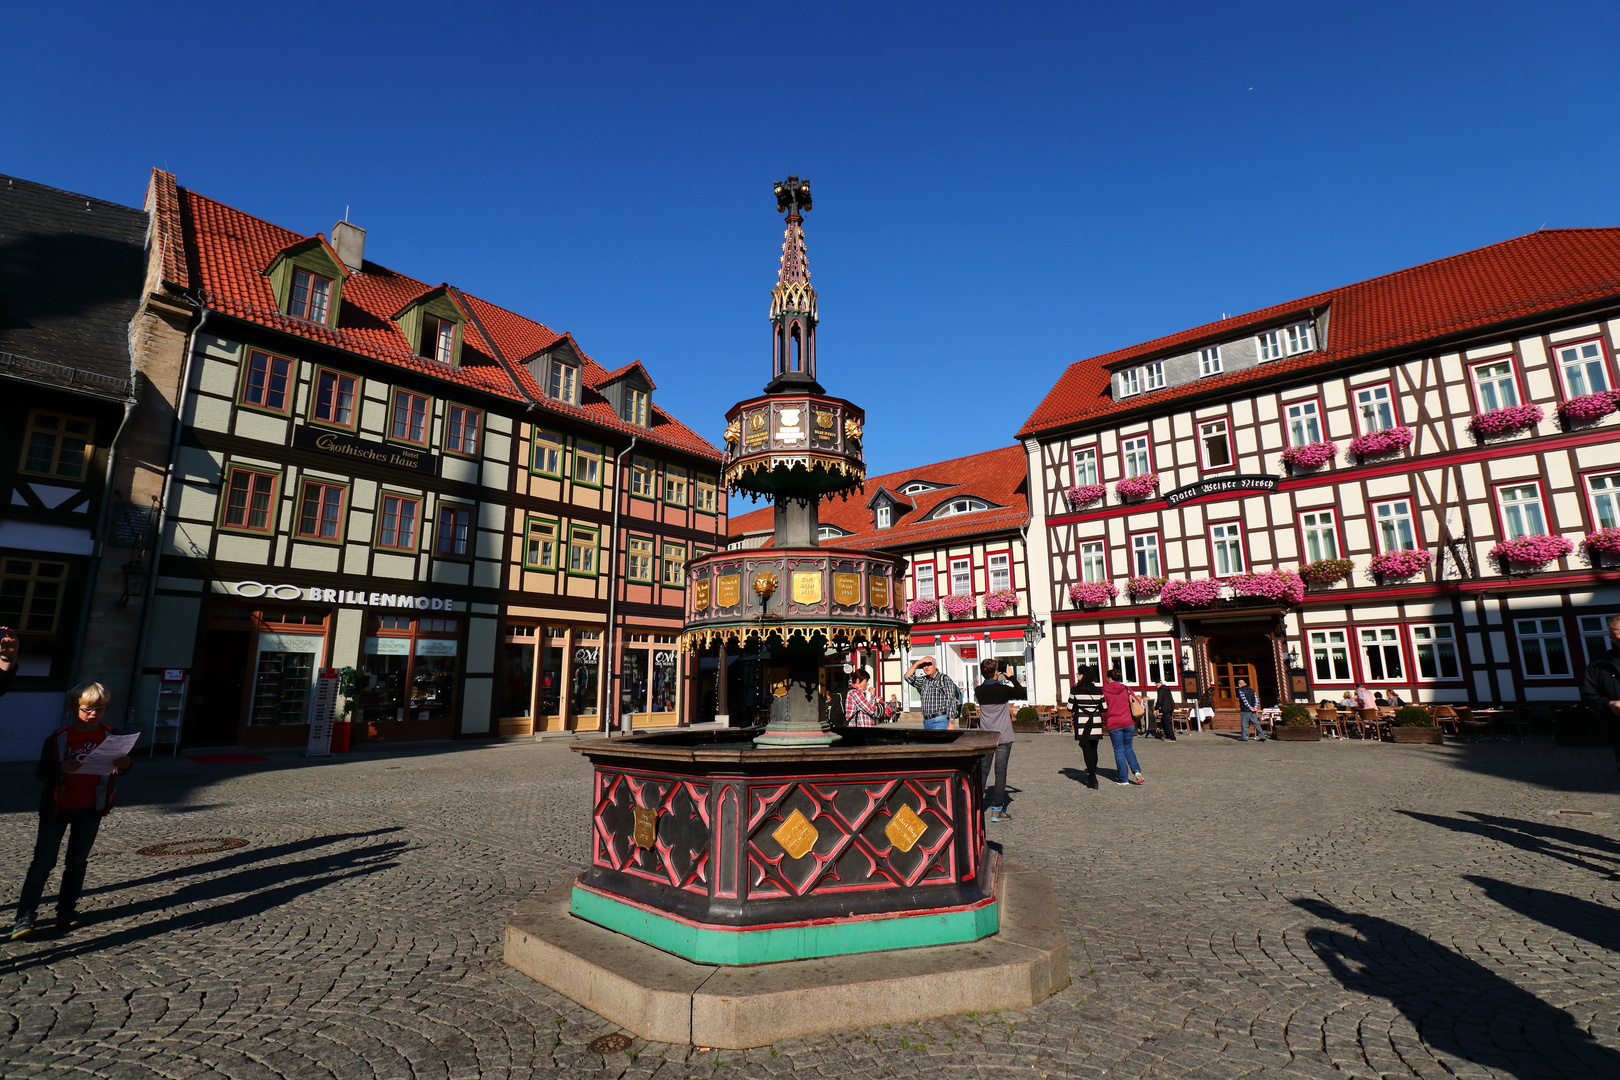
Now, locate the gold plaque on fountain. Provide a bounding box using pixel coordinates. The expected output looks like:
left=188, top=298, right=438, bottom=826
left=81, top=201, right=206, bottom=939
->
left=815, top=409, right=833, bottom=429
left=832, top=573, right=861, bottom=607
left=869, top=576, right=889, bottom=608
left=791, top=571, right=822, bottom=604
left=885, top=803, right=928, bottom=853
left=633, top=806, right=658, bottom=851
left=716, top=574, right=740, bottom=607
left=773, top=809, right=819, bottom=860
left=694, top=577, right=711, bottom=611
left=746, top=411, right=768, bottom=448
left=767, top=664, right=790, bottom=698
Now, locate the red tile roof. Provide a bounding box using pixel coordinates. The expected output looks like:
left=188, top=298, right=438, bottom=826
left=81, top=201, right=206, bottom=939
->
left=729, top=444, right=1028, bottom=551
left=159, top=171, right=719, bottom=461
left=1018, top=228, right=1620, bottom=438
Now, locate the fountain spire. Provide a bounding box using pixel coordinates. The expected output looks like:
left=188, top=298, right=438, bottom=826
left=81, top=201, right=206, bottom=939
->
left=765, top=175, right=822, bottom=395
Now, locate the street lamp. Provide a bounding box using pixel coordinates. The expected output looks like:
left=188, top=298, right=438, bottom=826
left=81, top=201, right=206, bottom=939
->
left=1022, top=618, right=1045, bottom=648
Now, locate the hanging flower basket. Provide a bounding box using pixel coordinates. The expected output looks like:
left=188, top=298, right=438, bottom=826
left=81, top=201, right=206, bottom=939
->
left=1488, top=534, right=1574, bottom=568
left=1126, top=576, right=1166, bottom=601
left=1368, top=549, right=1432, bottom=579
left=1067, top=580, right=1118, bottom=608
left=983, top=588, right=1019, bottom=615
left=1583, top=527, right=1620, bottom=558
left=1279, top=441, right=1338, bottom=472
left=1299, top=558, right=1354, bottom=586
left=1557, top=391, right=1620, bottom=425
left=1230, top=569, right=1306, bottom=605
left=906, top=598, right=938, bottom=621
left=1468, top=403, right=1542, bottom=438
left=1114, top=473, right=1160, bottom=501
left=1158, top=577, right=1223, bottom=610
left=940, top=593, right=978, bottom=620
left=1347, top=427, right=1413, bottom=458
left=1064, top=483, right=1105, bottom=510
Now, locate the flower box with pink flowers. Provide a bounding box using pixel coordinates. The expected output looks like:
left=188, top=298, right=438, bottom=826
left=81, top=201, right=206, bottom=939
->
left=1064, top=483, right=1105, bottom=510
left=906, top=598, right=938, bottom=622
left=940, top=593, right=978, bottom=619
left=1229, top=570, right=1305, bottom=605
left=1113, top=474, right=1159, bottom=501
left=1067, top=580, right=1118, bottom=608
left=1279, top=441, right=1338, bottom=472
left=1300, top=558, right=1354, bottom=586
left=1126, top=576, right=1166, bottom=601
left=1347, top=427, right=1413, bottom=458
left=1368, top=549, right=1431, bottom=579
left=1488, top=534, right=1574, bottom=567
left=1157, top=577, right=1224, bottom=610
left=1468, top=403, right=1542, bottom=438
left=983, top=588, right=1019, bottom=615
left=1584, top=527, right=1620, bottom=558
left=1557, top=391, right=1620, bottom=425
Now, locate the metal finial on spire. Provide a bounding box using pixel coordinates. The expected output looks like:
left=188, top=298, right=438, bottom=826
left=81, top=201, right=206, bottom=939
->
left=773, top=175, right=811, bottom=217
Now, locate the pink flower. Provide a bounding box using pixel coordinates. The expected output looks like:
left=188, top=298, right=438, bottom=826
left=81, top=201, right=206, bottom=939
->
left=1114, top=473, right=1159, bottom=501
left=1157, top=577, right=1224, bottom=609
left=1299, top=558, right=1354, bottom=586
left=1126, top=576, right=1166, bottom=600
left=1368, top=549, right=1432, bottom=578
left=1488, top=534, right=1574, bottom=566
left=983, top=588, right=1019, bottom=614
left=1347, top=427, right=1414, bottom=458
left=1584, top=527, right=1620, bottom=556
left=940, top=593, right=978, bottom=619
left=1557, top=391, right=1620, bottom=424
left=1067, top=580, right=1118, bottom=607
left=1279, top=441, right=1338, bottom=471
left=1468, top=403, right=1543, bottom=437
left=1229, top=570, right=1306, bottom=604
left=1065, top=483, right=1105, bottom=509
left=906, top=598, right=938, bottom=621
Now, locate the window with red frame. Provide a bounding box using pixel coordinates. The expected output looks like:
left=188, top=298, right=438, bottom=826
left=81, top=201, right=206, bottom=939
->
left=1130, top=533, right=1161, bottom=577
left=914, top=562, right=936, bottom=601
left=1198, top=418, right=1232, bottom=469
left=289, top=268, right=332, bottom=323
left=1470, top=357, right=1520, bottom=411
left=446, top=405, right=481, bottom=456
left=1372, top=499, right=1417, bottom=551
left=296, top=481, right=345, bottom=541
left=1209, top=522, right=1244, bottom=575
left=391, top=390, right=430, bottom=444
left=313, top=370, right=358, bottom=428
left=1354, top=384, right=1397, bottom=433
left=1285, top=400, right=1323, bottom=445
left=436, top=504, right=472, bottom=557
left=1120, top=435, right=1151, bottom=478
left=1107, top=640, right=1138, bottom=683
left=223, top=467, right=278, bottom=532
left=377, top=494, right=420, bottom=551
left=1554, top=339, right=1610, bottom=398
left=242, top=350, right=292, bottom=412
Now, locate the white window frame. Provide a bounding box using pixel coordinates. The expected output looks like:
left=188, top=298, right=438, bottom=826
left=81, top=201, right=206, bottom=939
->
left=1355, top=384, right=1397, bottom=434
left=1080, top=541, right=1106, bottom=583
left=1470, top=357, right=1520, bottom=412
left=1121, top=435, right=1151, bottom=479
left=914, top=563, right=935, bottom=601
left=1497, top=483, right=1547, bottom=540
left=1118, top=367, right=1141, bottom=397
left=1209, top=522, right=1244, bottom=576
left=1199, top=346, right=1223, bottom=377
left=1284, top=321, right=1315, bottom=356
left=1578, top=613, right=1617, bottom=663
left=1300, top=509, right=1339, bottom=562
left=876, top=504, right=892, bottom=529
left=1143, top=638, right=1176, bottom=685
left=1286, top=400, right=1323, bottom=446
left=1372, top=499, right=1417, bottom=552
left=988, top=552, right=1011, bottom=592
left=1588, top=472, right=1620, bottom=531
left=1409, top=624, right=1462, bottom=681
left=1258, top=331, right=1283, bottom=362
left=1515, top=617, right=1572, bottom=679
left=1107, top=640, right=1139, bottom=684
left=949, top=557, right=972, bottom=597
left=1071, top=641, right=1101, bottom=685
left=1071, top=447, right=1098, bottom=485
left=1309, top=629, right=1353, bottom=683
left=1198, top=418, right=1233, bottom=470
left=1555, top=339, right=1610, bottom=398
left=1131, top=533, right=1160, bottom=577
left=1358, top=625, right=1405, bottom=682
left=1144, top=362, right=1165, bottom=390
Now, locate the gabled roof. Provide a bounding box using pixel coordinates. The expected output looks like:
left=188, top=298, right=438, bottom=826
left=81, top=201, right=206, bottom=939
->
left=1019, top=227, right=1620, bottom=438
left=730, top=444, right=1028, bottom=551
left=153, top=171, right=720, bottom=461
left=265, top=234, right=348, bottom=280
left=599, top=359, right=657, bottom=390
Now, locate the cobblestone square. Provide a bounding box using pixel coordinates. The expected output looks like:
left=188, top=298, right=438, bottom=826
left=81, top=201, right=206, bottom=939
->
left=2, top=731, right=1617, bottom=1079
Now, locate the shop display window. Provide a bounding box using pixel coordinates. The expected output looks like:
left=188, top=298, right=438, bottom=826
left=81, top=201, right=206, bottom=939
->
left=499, top=624, right=536, bottom=719
left=572, top=630, right=601, bottom=716
left=250, top=631, right=324, bottom=725
left=539, top=626, right=567, bottom=719
left=357, top=614, right=461, bottom=724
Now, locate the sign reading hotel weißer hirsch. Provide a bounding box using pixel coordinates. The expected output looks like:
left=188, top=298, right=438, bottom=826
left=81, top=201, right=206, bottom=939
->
left=1162, top=474, right=1280, bottom=507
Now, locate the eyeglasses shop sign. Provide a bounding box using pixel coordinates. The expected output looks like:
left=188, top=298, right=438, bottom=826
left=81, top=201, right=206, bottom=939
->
left=230, top=581, right=460, bottom=611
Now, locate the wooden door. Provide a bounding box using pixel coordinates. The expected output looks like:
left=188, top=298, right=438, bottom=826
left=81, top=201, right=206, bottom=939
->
left=1213, top=662, right=1258, bottom=709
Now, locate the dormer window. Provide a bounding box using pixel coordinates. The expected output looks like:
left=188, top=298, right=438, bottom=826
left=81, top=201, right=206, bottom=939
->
left=627, top=388, right=649, bottom=426
left=1118, top=368, right=1140, bottom=397
left=290, top=269, right=331, bottom=323
left=420, top=314, right=455, bottom=364
left=1285, top=321, right=1315, bottom=355
left=1200, top=346, right=1223, bottom=376
left=817, top=525, right=849, bottom=541
left=1144, top=362, right=1165, bottom=390
left=933, top=498, right=989, bottom=519
left=876, top=505, right=892, bottom=529
left=548, top=361, right=578, bottom=404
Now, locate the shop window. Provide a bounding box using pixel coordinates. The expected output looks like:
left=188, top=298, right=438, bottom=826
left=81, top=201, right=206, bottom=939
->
left=1080, top=541, right=1106, bottom=583
left=524, top=518, right=557, bottom=570
left=288, top=268, right=331, bottom=323
left=665, top=465, right=688, bottom=507
left=435, top=504, right=472, bottom=557
left=1199, top=419, right=1232, bottom=470
left=630, top=457, right=657, bottom=498
left=1121, top=435, right=1151, bottom=478
left=1555, top=340, right=1610, bottom=398
left=445, top=405, right=481, bottom=456
left=627, top=537, right=654, bottom=582
left=1144, top=638, right=1176, bottom=685
left=1515, top=618, right=1570, bottom=678
left=21, top=409, right=95, bottom=480
left=1131, top=534, right=1160, bottom=577
left=239, top=351, right=293, bottom=415
left=1410, top=624, right=1461, bottom=680
left=1355, top=384, right=1396, bottom=433
left=572, top=630, right=601, bottom=717
left=250, top=630, right=324, bottom=726
left=988, top=552, right=1011, bottom=592
left=1301, top=510, right=1339, bottom=561
left=914, top=563, right=935, bottom=601
left=695, top=474, right=718, bottom=513
left=1072, top=641, right=1101, bottom=685
left=573, top=440, right=602, bottom=486
left=221, top=466, right=279, bottom=533
left=376, top=494, right=420, bottom=551
left=662, top=542, right=686, bottom=586
left=538, top=627, right=565, bottom=719
left=1373, top=500, right=1417, bottom=551
left=650, top=644, right=677, bottom=713
left=1209, top=522, right=1244, bottom=576
left=499, top=625, right=535, bottom=719
left=1310, top=629, right=1352, bottom=682
left=1107, top=640, right=1138, bottom=684
left=1286, top=400, right=1322, bottom=446
left=532, top=429, right=564, bottom=477
left=312, top=369, right=358, bottom=428
left=0, top=557, right=68, bottom=634
left=295, top=480, right=346, bottom=542
left=1497, top=484, right=1546, bottom=539
left=1471, top=358, right=1519, bottom=411
left=1358, top=626, right=1404, bottom=681
left=568, top=527, right=598, bottom=576
left=357, top=616, right=461, bottom=724
left=390, top=389, right=430, bottom=445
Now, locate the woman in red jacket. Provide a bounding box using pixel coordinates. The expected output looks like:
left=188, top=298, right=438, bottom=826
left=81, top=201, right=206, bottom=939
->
left=1102, top=668, right=1144, bottom=785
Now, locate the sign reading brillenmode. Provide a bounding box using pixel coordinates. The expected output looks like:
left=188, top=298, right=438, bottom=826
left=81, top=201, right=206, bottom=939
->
left=293, top=426, right=438, bottom=475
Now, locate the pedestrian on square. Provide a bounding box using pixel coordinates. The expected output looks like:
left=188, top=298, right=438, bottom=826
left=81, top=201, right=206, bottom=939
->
left=843, top=669, right=882, bottom=727
left=1068, top=672, right=1105, bottom=789
left=904, top=656, right=960, bottom=731
left=1578, top=612, right=1620, bottom=774
left=10, top=682, right=132, bottom=941
left=0, top=626, right=18, bottom=696
left=974, top=658, right=1026, bottom=821
left=1155, top=680, right=1178, bottom=741
left=1103, top=668, right=1143, bottom=784
left=1355, top=684, right=1376, bottom=710
left=1237, top=678, right=1266, bottom=742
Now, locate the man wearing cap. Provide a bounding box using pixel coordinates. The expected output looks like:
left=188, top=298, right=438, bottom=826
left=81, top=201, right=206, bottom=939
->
left=904, top=656, right=960, bottom=731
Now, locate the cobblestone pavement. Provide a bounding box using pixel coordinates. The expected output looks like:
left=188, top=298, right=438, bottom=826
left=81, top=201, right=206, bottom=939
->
left=2, top=730, right=1616, bottom=1080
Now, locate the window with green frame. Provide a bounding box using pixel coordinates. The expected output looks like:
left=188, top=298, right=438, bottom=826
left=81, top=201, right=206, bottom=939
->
left=532, top=428, right=564, bottom=477
left=627, top=536, right=654, bottom=582
left=573, top=440, right=602, bottom=486
left=567, top=526, right=599, bottom=576
left=662, top=541, right=686, bottom=585
left=629, top=456, right=657, bottom=499
left=524, top=517, right=558, bottom=569
left=694, top=474, right=718, bottom=513
left=664, top=464, right=688, bottom=507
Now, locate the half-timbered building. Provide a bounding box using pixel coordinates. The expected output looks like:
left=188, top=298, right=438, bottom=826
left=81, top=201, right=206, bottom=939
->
left=1019, top=229, right=1620, bottom=716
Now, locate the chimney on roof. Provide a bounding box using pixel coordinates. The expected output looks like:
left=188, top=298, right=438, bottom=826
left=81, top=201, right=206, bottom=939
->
left=331, top=220, right=366, bottom=272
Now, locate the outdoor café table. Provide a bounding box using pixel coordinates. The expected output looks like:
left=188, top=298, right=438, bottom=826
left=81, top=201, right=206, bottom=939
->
left=1191, top=706, right=1214, bottom=732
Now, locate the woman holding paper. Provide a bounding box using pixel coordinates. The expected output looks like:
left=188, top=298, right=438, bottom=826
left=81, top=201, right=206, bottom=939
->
left=9, top=682, right=133, bottom=940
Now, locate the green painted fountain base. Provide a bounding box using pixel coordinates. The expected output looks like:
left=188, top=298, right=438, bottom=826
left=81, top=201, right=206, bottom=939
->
left=570, top=884, right=1000, bottom=966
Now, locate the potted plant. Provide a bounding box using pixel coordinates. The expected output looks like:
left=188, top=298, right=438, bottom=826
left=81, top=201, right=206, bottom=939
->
left=1368, top=549, right=1432, bottom=580
left=1346, top=426, right=1414, bottom=460
left=1126, top=575, right=1167, bottom=601
left=940, top=593, right=978, bottom=620
left=1114, top=473, right=1159, bottom=501
left=1158, top=576, right=1223, bottom=610
left=1279, top=440, right=1339, bottom=473
left=1468, top=402, right=1542, bottom=439
left=1230, top=569, right=1306, bottom=605
left=1068, top=580, right=1118, bottom=608
left=983, top=588, right=1019, bottom=615
left=1300, top=558, right=1354, bottom=588
left=1556, top=391, right=1619, bottom=426
left=1011, top=705, right=1045, bottom=733
left=907, top=597, right=939, bottom=622
left=1275, top=704, right=1321, bottom=741
left=1488, top=534, right=1574, bottom=571
left=1065, top=483, right=1105, bottom=510
left=1390, top=705, right=1443, bottom=744
left=1583, top=527, right=1620, bottom=563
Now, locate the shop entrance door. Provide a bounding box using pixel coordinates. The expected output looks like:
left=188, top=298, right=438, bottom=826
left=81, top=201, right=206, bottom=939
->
left=1208, top=631, right=1279, bottom=708
left=1212, top=662, right=1258, bottom=710
left=193, top=630, right=250, bottom=747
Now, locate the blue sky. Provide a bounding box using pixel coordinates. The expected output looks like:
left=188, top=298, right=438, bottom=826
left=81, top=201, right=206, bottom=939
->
left=7, top=2, right=1619, bottom=473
